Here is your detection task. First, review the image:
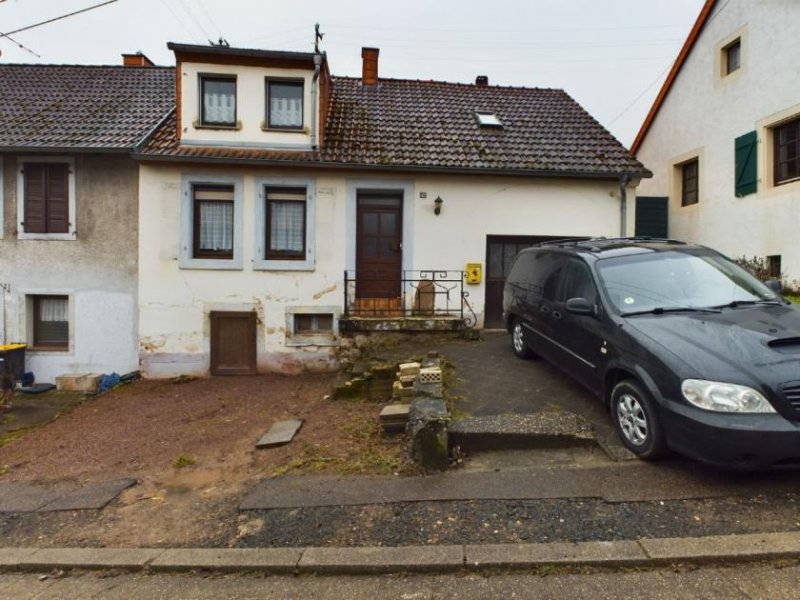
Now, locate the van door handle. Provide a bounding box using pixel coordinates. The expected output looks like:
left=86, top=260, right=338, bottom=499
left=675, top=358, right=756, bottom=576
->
left=552, top=310, right=562, bottom=320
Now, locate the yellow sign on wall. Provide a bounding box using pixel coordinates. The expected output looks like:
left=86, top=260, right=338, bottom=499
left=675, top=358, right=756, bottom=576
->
left=465, top=263, right=482, bottom=284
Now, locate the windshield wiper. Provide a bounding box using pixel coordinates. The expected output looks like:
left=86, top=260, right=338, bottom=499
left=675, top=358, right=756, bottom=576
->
left=713, top=299, right=785, bottom=309
left=621, top=306, right=722, bottom=317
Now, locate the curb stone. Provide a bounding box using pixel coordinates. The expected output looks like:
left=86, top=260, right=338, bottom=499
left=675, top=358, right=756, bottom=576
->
left=1, top=532, right=800, bottom=575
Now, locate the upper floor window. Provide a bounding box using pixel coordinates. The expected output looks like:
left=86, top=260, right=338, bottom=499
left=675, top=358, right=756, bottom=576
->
left=22, top=162, right=70, bottom=234
left=724, top=39, right=741, bottom=75
left=774, top=117, right=800, bottom=186
left=201, top=76, right=236, bottom=126
left=265, top=187, right=306, bottom=259
left=681, top=159, right=699, bottom=206
left=267, top=80, right=303, bottom=129
left=193, top=184, right=234, bottom=259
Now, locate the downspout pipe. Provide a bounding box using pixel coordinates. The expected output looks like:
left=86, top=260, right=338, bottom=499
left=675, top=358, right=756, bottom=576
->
left=311, top=54, right=322, bottom=150
left=619, top=174, right=630, bottom=236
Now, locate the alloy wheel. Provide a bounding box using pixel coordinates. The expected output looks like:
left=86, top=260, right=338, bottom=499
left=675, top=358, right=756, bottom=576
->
left=616, top=393, right=648, bottom=446
left=513, top=323, right=525, bottom=353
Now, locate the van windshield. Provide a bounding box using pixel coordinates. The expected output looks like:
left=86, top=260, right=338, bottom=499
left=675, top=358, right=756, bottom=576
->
left=595, top=250, right=778, bottom=314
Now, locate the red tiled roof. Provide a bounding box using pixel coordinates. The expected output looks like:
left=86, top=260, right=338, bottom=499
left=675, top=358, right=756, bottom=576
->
left=141, top=76, right=649, bottom=178
left=0, top=64, right=174, bottom=150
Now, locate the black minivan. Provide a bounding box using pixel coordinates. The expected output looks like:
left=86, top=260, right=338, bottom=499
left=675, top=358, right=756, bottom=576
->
left=503, top=237, right=800, bottom=468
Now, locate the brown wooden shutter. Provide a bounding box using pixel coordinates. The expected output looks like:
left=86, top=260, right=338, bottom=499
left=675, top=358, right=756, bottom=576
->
left=45, top=164, right=70, bottom=233
left=23, top=163, right=47, bottom=233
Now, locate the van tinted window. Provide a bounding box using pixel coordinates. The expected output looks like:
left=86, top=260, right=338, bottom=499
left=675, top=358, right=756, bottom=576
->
left=507, top=251, right=567, bottom=301
left=562, top=259, right=597, bottom=304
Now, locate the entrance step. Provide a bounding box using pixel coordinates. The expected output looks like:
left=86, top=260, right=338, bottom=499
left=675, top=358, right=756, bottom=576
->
left=448, top=413, right=597, bottom=452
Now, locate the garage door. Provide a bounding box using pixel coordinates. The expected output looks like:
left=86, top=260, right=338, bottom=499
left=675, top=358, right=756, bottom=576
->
left=484, top=235, right=563, bottom=329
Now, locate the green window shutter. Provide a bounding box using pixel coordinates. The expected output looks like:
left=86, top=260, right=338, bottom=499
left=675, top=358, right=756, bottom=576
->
left=735, top=130, right=758, bottom=197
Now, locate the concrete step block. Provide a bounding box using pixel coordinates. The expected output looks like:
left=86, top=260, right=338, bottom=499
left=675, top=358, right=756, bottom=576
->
left=55, top=373, right=102, bottom=393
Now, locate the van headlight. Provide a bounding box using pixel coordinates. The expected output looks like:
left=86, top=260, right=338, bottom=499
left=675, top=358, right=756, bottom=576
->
left=681, top=379, right=776, bottom=413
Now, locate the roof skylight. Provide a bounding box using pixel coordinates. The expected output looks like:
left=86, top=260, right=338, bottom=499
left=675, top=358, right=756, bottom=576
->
left=475, top=111, right=502, bottom=128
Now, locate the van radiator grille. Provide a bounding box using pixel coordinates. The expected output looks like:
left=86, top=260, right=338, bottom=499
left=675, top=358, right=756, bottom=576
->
left=780, top=382, right=800, bottom=414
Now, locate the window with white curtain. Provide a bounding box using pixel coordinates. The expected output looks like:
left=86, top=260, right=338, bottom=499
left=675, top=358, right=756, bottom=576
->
left=32, top=295, right=69, bottom=349
left=266, top=187, right=306, bottom=259
left=201, top=76, right=236, bottom=126
left=193, top=185, right=235, bottom=259
left=267, top=81, right=304, bottom=129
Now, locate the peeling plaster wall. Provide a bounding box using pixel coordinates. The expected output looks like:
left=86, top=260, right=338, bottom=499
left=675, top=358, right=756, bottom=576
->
left=138, top=162, right=628, bottom=377
left=0, top=154, right=139, bottom=382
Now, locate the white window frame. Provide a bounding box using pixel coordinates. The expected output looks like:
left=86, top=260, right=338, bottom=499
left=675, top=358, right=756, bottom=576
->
left=16, top=156, right=77, bottom=241
left=284, top=305, right=340, bottom=347
left=180, top=174, right=244, bottom=270
left=254, top=176, right=315, bottom=271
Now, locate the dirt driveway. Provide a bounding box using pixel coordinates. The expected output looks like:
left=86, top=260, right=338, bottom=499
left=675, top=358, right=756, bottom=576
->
left=0, top=373, right=405, bottom=547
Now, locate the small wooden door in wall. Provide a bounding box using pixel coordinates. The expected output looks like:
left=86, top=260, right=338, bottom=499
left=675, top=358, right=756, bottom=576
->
left=209, top=311, right=257, bottom=375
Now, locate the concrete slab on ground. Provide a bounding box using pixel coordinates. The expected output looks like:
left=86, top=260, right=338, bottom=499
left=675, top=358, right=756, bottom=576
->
left=297, top=545, right=465, bottom=574
left=0, top=479, right=135, bottom=513
left=240, top=462, right=800, bottom=510
left=256, top=419, right=304, bottom=449
left=465, top=540, right=646, bottom=568
left=38, top=478, right=136, bottom=511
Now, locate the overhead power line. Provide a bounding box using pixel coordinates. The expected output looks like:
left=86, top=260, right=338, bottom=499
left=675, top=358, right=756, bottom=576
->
left=0, top=0, right=118, bottom=38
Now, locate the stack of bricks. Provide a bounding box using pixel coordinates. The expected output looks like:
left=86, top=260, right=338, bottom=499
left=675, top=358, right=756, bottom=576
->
left=392, top=362, right=420, bottom=400
left=379, top=362, right=420, bottom=434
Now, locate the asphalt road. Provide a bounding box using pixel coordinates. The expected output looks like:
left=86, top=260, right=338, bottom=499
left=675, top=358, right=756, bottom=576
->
left=3, top=562, right=799, bottom=599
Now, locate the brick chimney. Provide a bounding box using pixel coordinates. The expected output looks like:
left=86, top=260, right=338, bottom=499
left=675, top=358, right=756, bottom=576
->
left=122, top=52, right=155, bottom=67
left=361, top=47, right=380, bottom=85
left=475, top=75, right=488, bottom=87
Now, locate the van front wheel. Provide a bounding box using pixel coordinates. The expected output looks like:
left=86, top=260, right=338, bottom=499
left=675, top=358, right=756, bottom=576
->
left=611, top=379, right=667, bottom=460
left=511, top=319, right=535, bottom=359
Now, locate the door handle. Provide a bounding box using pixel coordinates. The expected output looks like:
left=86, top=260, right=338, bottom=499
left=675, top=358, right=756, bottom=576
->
left=552, top=310, right=562, bottom=320
left=540, top=305, right=550, bottom=314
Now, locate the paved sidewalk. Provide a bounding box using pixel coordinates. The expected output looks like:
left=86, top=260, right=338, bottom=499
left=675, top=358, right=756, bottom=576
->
left=240, top=461, right=800, bottom=510
left=4, top=562, right=800, bottom=599
left=2, top=531, right=800, bottom=576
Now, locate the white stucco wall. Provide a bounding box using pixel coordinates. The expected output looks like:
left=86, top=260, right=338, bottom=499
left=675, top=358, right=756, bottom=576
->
left=179, top=62, right=316, bottom=148
left=0, top=154, right=139, bottom=383
left=635, top=0, right=800, bottom=277
left=139, top=161, right=634, bottom=377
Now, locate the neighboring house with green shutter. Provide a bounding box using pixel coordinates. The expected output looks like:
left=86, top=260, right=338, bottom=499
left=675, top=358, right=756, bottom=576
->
left=632, top=0, right=800, bottom=278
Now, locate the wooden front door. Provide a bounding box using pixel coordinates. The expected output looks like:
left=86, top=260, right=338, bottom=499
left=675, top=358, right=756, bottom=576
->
left=484, top=235, right=565, bottom=329
left=209, top=311, right=257, bottom=375
left=356, top=192, right=403, bottom=300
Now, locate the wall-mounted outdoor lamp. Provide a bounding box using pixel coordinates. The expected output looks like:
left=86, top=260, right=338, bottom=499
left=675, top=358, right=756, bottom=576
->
left=434, top=195, right=443, bottom=215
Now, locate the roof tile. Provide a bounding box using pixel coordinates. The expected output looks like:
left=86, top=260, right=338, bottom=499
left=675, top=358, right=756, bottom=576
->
left=0, top=65, right=174, bottom=150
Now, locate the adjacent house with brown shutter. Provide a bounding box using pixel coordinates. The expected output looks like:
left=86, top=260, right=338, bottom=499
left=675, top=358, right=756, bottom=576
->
left=133, top=42, right=650, bottom=377
left=633, top=0, right=800, bottom=278
left=0, top=57, right=174, bottom=382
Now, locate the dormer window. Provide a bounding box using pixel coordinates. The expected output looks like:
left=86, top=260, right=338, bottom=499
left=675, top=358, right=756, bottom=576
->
left=476, top=111, right=502, bottom=128
left=267, top=80, right=304, bottom=129
left=201, top=75, right=236, bottom=126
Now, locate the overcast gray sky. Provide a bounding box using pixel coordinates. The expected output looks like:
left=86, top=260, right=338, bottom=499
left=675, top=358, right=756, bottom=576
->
left=0, top=0, right=705, bottom=147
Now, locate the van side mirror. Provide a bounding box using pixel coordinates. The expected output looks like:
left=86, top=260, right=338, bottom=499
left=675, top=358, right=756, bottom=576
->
left=565, top=297, right=596, bottom=316
left=765, top=279, right=783, bottom=295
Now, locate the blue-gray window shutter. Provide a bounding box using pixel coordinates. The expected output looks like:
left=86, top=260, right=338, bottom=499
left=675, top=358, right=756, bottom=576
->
left=735, top=131, right=758, bottom=197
